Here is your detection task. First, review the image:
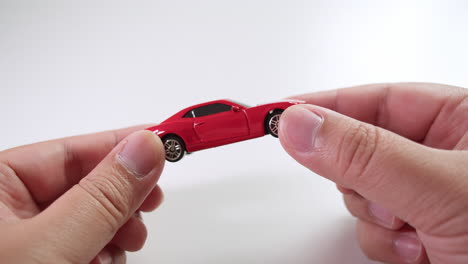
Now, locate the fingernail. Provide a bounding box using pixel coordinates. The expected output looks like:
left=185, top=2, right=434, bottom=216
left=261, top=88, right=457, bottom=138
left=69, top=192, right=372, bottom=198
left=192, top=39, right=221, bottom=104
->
left=394, top=234, right=423, bottom=263
left=280, top=105, right=323, bottom=152
left=96, top=250, right=112, bottom=264
left=368, top=202, right=396, bottom=228
left=117, top=130, right=160, bottom=178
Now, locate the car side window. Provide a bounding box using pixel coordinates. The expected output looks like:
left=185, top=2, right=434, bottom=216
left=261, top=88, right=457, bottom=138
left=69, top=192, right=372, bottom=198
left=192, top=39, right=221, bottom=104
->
left=193, top=103, right=232, bottom=117
left=183, top=110, right=194, bottom=118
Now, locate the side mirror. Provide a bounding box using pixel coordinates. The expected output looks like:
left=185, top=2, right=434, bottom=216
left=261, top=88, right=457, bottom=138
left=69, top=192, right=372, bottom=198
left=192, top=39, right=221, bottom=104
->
left=232, top=106, right=241, bottom=112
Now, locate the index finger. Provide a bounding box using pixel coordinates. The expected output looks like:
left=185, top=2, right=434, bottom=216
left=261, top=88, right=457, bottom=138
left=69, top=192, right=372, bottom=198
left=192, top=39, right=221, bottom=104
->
left=0, top=124, right=152, bottom=204
left=289, top=83, right=464, bottom=142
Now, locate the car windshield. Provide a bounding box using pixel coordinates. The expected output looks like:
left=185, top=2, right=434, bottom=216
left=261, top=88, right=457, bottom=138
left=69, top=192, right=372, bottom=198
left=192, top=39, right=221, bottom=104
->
left=230, top=100, right=250, bottom=108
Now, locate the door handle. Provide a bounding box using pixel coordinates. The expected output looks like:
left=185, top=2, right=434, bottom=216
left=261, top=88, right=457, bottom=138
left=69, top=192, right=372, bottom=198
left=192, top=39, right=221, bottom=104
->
left=194, top=122, right=205, bottom=126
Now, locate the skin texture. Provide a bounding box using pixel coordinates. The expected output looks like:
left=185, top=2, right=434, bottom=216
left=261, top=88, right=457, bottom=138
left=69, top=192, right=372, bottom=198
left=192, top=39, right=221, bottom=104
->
left=279, top=83, right=468, bottom=264
left=0, top=126, right=165, bottom=263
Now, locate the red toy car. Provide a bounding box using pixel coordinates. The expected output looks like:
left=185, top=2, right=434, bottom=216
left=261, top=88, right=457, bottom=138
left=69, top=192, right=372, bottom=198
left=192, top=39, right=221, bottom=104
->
left=146, top=99, right=304, bottom=162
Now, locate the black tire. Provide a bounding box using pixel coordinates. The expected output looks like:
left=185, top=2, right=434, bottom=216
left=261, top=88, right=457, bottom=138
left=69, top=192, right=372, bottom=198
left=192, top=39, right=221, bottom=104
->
left=162, top=135, right=186, bottom=162
left=265, top=109, right=283, bottom=138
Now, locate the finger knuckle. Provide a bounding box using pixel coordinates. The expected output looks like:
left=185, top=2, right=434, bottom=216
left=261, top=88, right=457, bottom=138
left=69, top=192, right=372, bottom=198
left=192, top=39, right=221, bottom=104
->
left=337, top=123, right=381, bottom=189
left=343, top=193, right=367, bottom=220
left=0, top=163, right=27, bottom=211
left=79, top=170, right=132, bottom=230
left=356, top=222, right=381, bottom=261
left=343, top=195, right=359, bottom=218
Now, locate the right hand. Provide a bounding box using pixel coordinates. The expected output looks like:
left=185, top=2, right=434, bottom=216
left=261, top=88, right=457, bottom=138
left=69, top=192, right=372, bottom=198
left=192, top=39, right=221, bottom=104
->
left=279, top=83, right=468, bottom=264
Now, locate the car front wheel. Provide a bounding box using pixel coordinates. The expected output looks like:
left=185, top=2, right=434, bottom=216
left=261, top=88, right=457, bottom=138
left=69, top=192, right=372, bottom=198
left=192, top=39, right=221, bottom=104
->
left=163, top=135, right=185, bottom=162
left=265, top=110, right=283, bottom=138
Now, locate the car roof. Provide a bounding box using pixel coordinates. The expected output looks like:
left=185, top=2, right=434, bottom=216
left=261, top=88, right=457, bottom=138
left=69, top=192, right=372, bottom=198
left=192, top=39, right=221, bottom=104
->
left=162, top=99, right=243, bottom=123
left=184, top=99, right=237, bottom=109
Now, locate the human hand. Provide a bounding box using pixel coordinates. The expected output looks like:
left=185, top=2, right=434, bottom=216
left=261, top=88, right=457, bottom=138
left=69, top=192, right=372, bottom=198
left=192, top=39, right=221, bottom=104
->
left=279, top=83, right=468, bottom=264
left=0, top=127, right=165, bottom=263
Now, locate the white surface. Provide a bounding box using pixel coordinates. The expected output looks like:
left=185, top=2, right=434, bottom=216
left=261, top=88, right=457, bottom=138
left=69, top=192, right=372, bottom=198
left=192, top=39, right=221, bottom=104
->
left=1, top=1, right=467, bottom=263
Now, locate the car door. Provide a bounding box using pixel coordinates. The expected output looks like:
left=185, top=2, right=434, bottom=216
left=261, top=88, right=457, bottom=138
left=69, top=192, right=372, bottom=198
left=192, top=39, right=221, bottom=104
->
left=192, top=103, right=249, bottom=142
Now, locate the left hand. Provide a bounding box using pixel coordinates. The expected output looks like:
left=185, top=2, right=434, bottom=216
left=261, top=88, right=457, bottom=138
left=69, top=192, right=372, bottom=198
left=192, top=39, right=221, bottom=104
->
left=0, top=126, right=165, bottom=263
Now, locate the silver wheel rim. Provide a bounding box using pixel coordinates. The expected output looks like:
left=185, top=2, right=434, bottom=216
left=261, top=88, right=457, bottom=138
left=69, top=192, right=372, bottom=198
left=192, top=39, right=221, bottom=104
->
left=269, top=113, right=281, bottom=136
left=164, top=139, right=183, bottom=161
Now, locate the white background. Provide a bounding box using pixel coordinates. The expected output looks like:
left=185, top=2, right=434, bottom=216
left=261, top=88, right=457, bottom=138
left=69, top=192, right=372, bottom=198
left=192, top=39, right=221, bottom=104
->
left=1, top=1, right=467, bottom=263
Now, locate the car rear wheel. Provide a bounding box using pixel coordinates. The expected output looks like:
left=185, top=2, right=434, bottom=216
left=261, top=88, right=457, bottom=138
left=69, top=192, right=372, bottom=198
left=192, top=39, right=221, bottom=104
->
left=163, top=135, right=185, bottom=162
left=265, top=110, right=283, bottom=138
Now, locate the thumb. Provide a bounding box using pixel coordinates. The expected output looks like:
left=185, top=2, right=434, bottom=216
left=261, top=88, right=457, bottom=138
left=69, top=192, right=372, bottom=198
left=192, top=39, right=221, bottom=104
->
left=28, top=130, right=165, bottom=263
left=279, top=104, right=455, bottom=225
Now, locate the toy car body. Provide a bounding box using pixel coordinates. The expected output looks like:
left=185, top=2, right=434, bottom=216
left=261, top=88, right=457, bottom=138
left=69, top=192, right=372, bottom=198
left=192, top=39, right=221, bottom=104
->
left=146, top=99, right=304, bottom=162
